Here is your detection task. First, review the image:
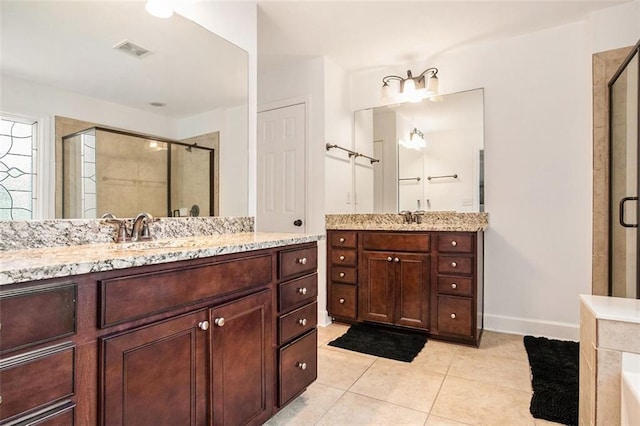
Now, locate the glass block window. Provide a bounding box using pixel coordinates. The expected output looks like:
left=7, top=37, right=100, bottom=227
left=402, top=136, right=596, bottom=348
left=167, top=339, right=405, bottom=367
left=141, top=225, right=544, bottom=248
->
left=0, top=115, right=38, bottom=220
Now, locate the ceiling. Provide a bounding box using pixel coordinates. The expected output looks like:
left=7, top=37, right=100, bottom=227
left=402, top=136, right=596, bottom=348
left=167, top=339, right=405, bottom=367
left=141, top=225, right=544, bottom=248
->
left=257, top=0, right=632, bottom=73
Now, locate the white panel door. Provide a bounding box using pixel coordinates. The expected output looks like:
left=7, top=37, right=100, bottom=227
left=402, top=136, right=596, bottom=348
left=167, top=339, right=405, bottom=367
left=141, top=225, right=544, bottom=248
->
left=257, top=103, right=306, bottom=233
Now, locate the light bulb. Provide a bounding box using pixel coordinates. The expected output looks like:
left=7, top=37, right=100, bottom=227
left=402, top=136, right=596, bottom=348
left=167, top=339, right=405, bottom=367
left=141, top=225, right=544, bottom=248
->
left=146, top=0, right=173, bottom=18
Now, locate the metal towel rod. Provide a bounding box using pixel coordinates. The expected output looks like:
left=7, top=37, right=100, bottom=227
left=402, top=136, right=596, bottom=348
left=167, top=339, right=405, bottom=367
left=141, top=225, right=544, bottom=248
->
left=427, top=174, right=458, bottom=181
left=399, top=177, right=421, bottom=182
left=326, top=143, right=379, bottom=164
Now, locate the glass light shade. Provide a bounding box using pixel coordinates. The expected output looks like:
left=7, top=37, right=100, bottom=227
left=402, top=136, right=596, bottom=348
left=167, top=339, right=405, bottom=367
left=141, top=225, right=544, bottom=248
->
left=146, top=0, right=173, bottom=18
left=381, top=82, right=392, bottom=100
left=425, top=75, right=439, bottom=96
left=398, top=137, right=426, bottom=150
left=402, top=78, right=416, bottom=94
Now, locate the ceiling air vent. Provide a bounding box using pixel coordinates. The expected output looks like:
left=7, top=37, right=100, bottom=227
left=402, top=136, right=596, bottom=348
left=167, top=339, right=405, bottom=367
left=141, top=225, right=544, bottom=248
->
left=113, top=40, right=153, bottom=58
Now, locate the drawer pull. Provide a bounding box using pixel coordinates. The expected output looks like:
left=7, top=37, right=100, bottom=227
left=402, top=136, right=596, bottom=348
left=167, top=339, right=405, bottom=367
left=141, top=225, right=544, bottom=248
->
left=339, top=272, right=345, bottom=278
left=451, top=283, right=457, bottom=289
left=198, top=321, right=210, bottom=331
left=296, top=257, right=308, bottom=265
left=339, top=237, right=345, bottom=243
left=297, top=362, right=307, bottom=370
left=387, top=257, right=393, bottom=262
left=339, top=255, right=345, bottom=261
left=298, top=318, right=308, bottom=326
left=214, top=317, right=226, bottom=327
left=451, top=240, right=458, bottom=247
left=297, top=287, right=308, bottom=295
left=451, top=261, right=457, bottom=268
left=339, top=298, right=345, bottom=304
left=394, top=257, right=400, bottom=263
left=450, top=313, right=456, bottom=319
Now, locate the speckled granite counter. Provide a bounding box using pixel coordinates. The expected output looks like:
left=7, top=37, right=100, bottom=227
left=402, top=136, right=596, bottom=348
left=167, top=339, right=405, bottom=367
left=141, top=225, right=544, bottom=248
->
left=325, top=212, right=488, bottom=232
left=0, top=232, right=322, bottom=285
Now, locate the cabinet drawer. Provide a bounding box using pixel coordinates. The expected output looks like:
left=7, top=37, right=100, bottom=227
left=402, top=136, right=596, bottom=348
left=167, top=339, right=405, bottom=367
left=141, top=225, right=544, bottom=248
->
left=0, top=282, right=76, bottom=355
left=437, top=276, right=473, bottom=297
left=279, top=302, right=317, bottom=344
left=279, top=246, right=318, bottom=280
left=331, top=266, right=357, bottom=284
left=437, top=255, right=473, bottom=275
left=0, top=344, right=75, bottom=422
left=329, top=284, right=357, bottom=320
left=279, top=329, right=317, bottom=407
left=330, top=249, right=357, bottom=266
left=437, top=234, right=474, bottom=253
left=362, top=232, right=430, bottom=252
left=330, top=232, right=357, bottom=248
left=18, top=402, right=75, bottom=426
left=100, top=253, right=272, bottom=327
left=437, top=296, right=473, bottom=337
left=279, top=274, right=318, bottom=312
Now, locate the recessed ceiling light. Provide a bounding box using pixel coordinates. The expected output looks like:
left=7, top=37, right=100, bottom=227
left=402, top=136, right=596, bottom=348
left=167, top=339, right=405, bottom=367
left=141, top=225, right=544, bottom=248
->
left=145, top=0, right=173, bottom=19
left=113, top=40, right=152, bottom=58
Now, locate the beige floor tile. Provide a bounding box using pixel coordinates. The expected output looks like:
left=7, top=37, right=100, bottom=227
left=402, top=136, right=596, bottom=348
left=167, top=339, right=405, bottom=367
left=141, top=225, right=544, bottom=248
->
left=317, top=322, right=350, bottom=346
left=458, top=331, right=529, bottom=363
left=411, top=340, right=460, bottom=374
left=447, top=350, right=532, bottom=392
left=430, top=376, right=535, bottom=426
left=316, top=347, right=376, bottom=390
left=349, top=357, right=446, bottom=413
left=425, top=414, right=472, bottom=425
left=316, top=391, right=428, bottom=426
left=533, top=418, right=565, bottom=425
left=264, top=382, right=344, bottom=426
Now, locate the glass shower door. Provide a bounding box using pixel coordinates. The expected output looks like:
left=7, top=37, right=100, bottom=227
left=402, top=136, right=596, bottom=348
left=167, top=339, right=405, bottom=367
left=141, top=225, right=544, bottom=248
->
left=610, top=48, right=639, bottom=299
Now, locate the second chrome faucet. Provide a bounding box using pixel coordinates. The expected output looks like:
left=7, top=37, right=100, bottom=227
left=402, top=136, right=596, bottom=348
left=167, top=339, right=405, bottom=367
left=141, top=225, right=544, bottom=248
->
left=102, top=212, right=157, bottom=243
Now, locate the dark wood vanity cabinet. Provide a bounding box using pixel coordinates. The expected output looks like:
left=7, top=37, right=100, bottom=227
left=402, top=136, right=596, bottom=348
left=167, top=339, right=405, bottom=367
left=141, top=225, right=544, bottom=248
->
left=0, top=242, right=318, bottom=426
left=327, top=230, right=483, bottom=345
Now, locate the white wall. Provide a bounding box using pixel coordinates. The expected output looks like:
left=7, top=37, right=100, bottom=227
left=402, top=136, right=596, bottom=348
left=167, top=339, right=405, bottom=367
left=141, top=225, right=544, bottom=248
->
left=349, top=2, right=639, bottom=339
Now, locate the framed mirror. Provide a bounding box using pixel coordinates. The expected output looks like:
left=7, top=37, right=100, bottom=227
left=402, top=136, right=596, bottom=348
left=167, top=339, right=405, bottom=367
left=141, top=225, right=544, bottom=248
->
left=0, top=1, right=248, bottom=220
left=353, top=88, right=485, bottom=213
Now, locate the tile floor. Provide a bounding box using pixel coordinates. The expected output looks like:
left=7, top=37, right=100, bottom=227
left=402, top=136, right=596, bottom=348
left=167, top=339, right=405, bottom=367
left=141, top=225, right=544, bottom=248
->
left=266, top=323, right=564, bottom=426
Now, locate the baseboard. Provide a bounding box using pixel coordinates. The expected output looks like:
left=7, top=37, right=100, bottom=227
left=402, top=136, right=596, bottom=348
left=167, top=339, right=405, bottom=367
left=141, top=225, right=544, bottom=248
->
left=318, top=309, right=332, bottom=327
left=484, top=313, right=579, bottom=341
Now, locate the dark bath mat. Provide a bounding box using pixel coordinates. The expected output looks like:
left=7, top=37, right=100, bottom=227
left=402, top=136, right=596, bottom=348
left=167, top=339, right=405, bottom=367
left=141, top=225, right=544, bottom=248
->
left=328, top=323, right=427, bottom=362
left=523, top=335, right=579, bottom=426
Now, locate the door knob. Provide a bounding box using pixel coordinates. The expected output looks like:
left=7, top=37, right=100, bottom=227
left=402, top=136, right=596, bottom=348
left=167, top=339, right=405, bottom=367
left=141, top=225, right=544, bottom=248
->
left=198, top=321, right=210, bottom=331
left=297, top=287, right=308, bottom=295
left=293, top=219, right=303, bottom=226
left=214, top=317, right=225, bottom=327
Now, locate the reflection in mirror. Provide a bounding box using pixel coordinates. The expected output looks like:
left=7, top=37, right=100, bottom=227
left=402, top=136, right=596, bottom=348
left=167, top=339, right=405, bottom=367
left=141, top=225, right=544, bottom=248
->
left=354, top=88, right=485, bottom=213
left=61, top=124, right=216, bottom=219
left=1, top=1, right=248, bottom=220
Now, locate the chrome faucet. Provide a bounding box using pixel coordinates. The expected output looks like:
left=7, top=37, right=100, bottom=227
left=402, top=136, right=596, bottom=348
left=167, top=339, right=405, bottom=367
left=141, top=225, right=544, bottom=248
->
left=399, top=210, right=413, bottom=224
left=131, top=212, right=154, bottom=242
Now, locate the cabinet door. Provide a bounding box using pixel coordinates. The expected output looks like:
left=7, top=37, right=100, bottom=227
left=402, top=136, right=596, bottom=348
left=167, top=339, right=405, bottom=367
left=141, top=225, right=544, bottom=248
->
left=101, top=310, right=208, bottom=426
left=359, top=251, right=395, bottom=324
left=395, top=254, right=430, bottom=330
left=210, top=290, right=273, bottom=426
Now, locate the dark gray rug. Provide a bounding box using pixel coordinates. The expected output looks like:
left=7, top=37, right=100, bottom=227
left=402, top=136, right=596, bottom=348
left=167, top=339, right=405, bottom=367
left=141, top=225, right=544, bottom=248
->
left=328, top=323, right=427, bottom=362
left=523, top=335, right=579, bottom=426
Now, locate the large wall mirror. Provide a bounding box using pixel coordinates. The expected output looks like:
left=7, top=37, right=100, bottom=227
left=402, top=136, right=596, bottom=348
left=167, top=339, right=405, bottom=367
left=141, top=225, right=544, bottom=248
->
left=0, top=1, right=248, bottom=220
left=353, top=88, right=485, bottom=213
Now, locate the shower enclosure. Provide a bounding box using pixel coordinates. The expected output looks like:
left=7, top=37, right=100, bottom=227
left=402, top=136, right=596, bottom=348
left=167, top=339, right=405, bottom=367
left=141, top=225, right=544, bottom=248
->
left=61, top=127, right=215, bottom=219
left=609, top=41, right=640, bottom=299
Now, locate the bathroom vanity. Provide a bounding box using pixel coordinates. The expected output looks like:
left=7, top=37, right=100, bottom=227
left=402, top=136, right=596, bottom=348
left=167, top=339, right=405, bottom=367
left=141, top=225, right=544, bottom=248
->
left=326, top=213, right=487, bottom=346
left=0, top=220, right=320, bottom=426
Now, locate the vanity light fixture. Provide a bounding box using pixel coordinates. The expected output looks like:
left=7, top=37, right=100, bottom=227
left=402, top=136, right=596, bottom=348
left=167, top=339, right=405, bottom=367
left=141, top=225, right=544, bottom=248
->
left=399, top=128, right=426, bottom=150
left=145, top=0, right=173, bottom=19
left=381, top=67, right=439, bottom=103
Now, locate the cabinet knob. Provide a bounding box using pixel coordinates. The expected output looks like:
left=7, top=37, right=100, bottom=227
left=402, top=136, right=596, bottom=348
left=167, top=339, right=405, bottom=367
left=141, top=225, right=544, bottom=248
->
left=339, top=272, right=345, bottom=278
left=451, top=283, right=457, bottom=289
left=451, top=261, right=457, bottom=268
left=297, top=362, right=307, bottom=370
left=298, top=318, right=307, bottom=326
left=297, top=287, right=308, bottom=295
left=451, top=240, right=458, bottom=247
left=450, top=313, right=456, bottom=319
left=339, top=255, right=345, bottom=261
left=198, top=321, right=210, bottom=331
left=394, top=257, right=400, bottom=263
left=0, top=395, right=2, bottom=405
left=296, top=257, right=307, bottom=265
left=387, top=257, right=393, bottom=262
left=339, top=237, right=345, bottom=243
left=339, top=298, right=345, bottom=304
left=214, top=317, right=226, bottom=327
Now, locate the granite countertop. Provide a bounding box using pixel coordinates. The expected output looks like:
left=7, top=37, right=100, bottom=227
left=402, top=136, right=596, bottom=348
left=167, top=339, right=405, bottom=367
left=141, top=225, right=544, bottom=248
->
left=0, top=232, right=322, bottom=286
left=325, top=212, right=489, bottom=232
left=580, top=294, right=640, bottom=324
